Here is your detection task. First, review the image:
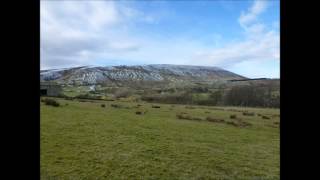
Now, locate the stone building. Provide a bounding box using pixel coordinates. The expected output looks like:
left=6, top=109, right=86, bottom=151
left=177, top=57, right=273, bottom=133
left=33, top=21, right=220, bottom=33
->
left=40, top=82, right=62, bottom=96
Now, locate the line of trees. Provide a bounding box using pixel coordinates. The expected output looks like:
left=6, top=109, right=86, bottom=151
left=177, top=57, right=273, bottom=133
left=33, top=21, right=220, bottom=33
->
left=141, top=84, right=280, bottom=108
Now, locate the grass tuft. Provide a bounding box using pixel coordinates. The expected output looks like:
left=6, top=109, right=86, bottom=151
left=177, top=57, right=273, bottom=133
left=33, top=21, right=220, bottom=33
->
left=42, top=98, right=60, bottom=107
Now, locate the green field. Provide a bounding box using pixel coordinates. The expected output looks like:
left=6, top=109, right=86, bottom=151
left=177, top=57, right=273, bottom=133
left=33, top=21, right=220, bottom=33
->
left=41, top=98, right=280, bottom=179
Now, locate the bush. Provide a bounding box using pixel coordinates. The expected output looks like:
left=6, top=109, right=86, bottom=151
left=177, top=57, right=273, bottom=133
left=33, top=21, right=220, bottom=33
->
left=230, top=114, right=237, bottom=119
left=141, top=92, right=193, bottom=104
left=226, top=121, right=239, bottom=126
left=176, top=114, right=192, bottom=120
left=151, top=105, right=160, bottom=108
left=234, top=119, right=252, bottom=127
left=111, top=104, right=121, bottom=108
left=176, top=113, right=202, bottom=121
left=42, top=98, right=60, bottom=107
left=206, top=117, right=225, bottom=123
left=262, top=115, right=270, bottom=119
left=242, top=112, right=255, bottom=116
left=135, top=111, right=144, bottom=115
left=191, top=117, right=203, bottom=121
left=136, top=109, right=147, bottom=115
left=185, top=106, right=196, bottom=109
left=101, top=104, right=106, bottom=108
left=64, top=97, right=75, bottom=101
left=75, top=94, right=102, bottom=100
left=114, top=88, right=133, bottom=99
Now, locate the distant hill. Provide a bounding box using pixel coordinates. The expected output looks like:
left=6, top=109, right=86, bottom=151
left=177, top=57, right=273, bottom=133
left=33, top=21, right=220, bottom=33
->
left=40, top=64, right=247, bottom=87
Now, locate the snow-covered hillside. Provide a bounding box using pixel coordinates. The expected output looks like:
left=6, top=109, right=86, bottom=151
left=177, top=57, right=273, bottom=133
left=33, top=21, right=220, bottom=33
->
left=40, top=64, right=246, bottom=86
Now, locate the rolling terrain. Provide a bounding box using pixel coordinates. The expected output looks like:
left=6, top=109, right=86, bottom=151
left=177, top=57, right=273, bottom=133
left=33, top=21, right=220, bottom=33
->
left=40, top=64, right=246, bottom=86
left=41, top=98, right=280, bottom=179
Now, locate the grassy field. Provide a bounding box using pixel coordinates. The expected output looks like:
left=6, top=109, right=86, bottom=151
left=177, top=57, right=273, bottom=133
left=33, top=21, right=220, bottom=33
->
left=41, top=98, right=280, bottom=179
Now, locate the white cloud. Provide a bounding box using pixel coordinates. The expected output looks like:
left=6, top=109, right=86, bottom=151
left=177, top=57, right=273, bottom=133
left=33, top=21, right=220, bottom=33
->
left=238, top=0, right=268, bottom=28
left=40, top=1, right=153, bottom=69
left=189, top=0, right=279, bottom=71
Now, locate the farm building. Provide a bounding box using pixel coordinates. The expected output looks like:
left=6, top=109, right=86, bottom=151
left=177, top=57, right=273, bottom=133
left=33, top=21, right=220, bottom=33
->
left=40, top=82, right=62, bottom=96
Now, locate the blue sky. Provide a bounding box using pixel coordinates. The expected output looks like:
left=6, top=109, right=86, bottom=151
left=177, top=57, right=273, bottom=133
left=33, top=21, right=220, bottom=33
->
left=41, top=0, right=280, bottom=78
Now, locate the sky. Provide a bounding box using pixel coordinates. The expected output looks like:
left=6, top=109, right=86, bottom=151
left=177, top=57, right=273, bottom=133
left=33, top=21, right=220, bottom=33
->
left=41, top=0, right=280, bottom=78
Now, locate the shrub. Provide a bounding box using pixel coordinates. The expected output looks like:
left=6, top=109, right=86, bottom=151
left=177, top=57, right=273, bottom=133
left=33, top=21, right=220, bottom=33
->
left=151, top=105, right=161, bottom=108
left=206, top=117, right=225, bottom=123
left=43, top=98, right=60, bottom=107
left=64, top=97, right=74, bottom=101
left=210, top=107, right=225, bottom=111
left=238, top=120, right=252, bottom=127
left=101, top=104, right=106, bottom=108
left=242, top=112, right=255, bottom=116
left=185, top=106, right=195, bottom=109
left=272, top=114, right=280, bottom=118
left=226, top=121, right=239, bottom=127
left=176, top=113, right=202, bottom=121
left=230, top=114, right=237, bottom=119
left=191, top=117, right=202, bottom=121
left=141, top=92, right=193, bottom=104
left=176, top=114, right=192, bottom=120
left=75, top=93, right=102, bottom=100
left=111, top=104, right=121, bottom=108
left=205, top=111, right=211, bottom=114
left=262, top=115, right=270, bottom=119
left=136, top=109, right=147, bottom=115
left=226, top=120, right=252, bottom=127
left=114, top=88, right=133, bottom=99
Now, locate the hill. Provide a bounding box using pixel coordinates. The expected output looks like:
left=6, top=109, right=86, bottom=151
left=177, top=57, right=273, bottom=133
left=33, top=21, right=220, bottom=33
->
left=40, top=64, right=246, bottom=87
